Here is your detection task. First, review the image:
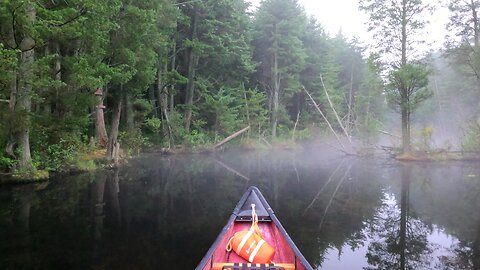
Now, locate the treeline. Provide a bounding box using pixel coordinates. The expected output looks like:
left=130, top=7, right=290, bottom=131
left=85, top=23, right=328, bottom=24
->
left=0, top=0, right=385, bottom=174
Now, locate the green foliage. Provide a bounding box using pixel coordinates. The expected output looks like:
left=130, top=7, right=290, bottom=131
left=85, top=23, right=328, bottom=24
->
left=242, top=87, right=269, bottom=135
left=252, top=0, right=309, bottom=133
left=184, top=129, right=211, bottom=147
left=359, top=0, right=432, bottom=63
left=166, top=111, right=188, bottom=145
left=356, top=54, right=385, bottom=142
left=414, top=126, right=435, bottom=151
left=33, top=137, right=83, bottom=172
left=1, top=0, right=453, bottom=175
left=144, top=117, right=162, bottom=133
left=0, top=155, right=16, bottom=170
left=203, top=86, right=243, bottom=138
left=119, top=128, right=151, bottom=155
left=294, top=128, right=313, bottom=141
left=462, top=120, right=480, bottom=151
left=0, top=43, right=18, bottom=92
left=386, top=63, right=432, bottom=112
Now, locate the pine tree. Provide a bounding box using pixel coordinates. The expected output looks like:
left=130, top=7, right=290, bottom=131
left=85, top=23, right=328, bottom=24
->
left=360, top=0, right=433, bottom=152
left=252, top=0, right=308, bottom=138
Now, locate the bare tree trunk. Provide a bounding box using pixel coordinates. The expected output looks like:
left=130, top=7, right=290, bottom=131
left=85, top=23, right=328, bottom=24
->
left=16, top=4, right=36, bottom=171
left=303, top=86, right=347, bottom=152
left=107, top=96, right=122, bottom=161
left=213, top=126, right=250, bottom=149
left=95, top=106, right=108, bottom=148
left=157, top=64, right=165, bottom=120
left=400, top=0, right=410, bottom=153
left=53, top=42, right=61, bottom=113
left=157, top=62, right=172, bottom=140
left=6, top=37, right=17, bottom=158
left=401, top=101, right=410, bottom=152
left=346, top=62, right=354, bottom=133
left=472, top=0, right=479, bottom=47
left=169, top=42, right=176, bottom=114
left=292, top=110, right=300, bottom=141
left=272, top=24, right=280, bottom=138
left=243, top=84, right=251, bottom=138
left=320, top=74, right=352, bottom=143
left=184, top=4, right=198, bottom=133
left=95, top=88, right=108, bottom=148
left=6, top=71, right=17, bottom=158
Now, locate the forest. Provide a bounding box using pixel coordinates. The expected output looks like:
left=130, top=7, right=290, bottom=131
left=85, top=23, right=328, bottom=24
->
left=1, top=0, right=480, bottom=178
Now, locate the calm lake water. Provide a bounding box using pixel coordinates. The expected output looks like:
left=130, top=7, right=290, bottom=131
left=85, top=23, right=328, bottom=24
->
left=1, top=148, right=480, bottom=269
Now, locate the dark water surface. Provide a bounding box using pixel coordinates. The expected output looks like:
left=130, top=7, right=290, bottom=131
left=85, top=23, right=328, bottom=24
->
left=1, top=149, right=480, bottom=269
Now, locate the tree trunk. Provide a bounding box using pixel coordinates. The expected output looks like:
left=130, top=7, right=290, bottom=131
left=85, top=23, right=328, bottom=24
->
left=95, top=88, right=108, bottom=148
left=107, top=97, right=122, bottom=161
left=272, top=24, right=279, bottom=138
left=53, top=42, right=61, bottom=113
left=347, top=62, right=354, bottom=133
left=400, top=0, right=410, bottom=153
left=184, top=4, right=198, bottom=133
left=157, top=62, right=168, bottom=134
left=170, top=41, right=176, bottom=114
left=472, top=0, right=479, bottom=47
left=401, top=0, right=407, bottom=67
left=243, top=83, right=251, bottom=138
left=320, top=74, right=352, bottom=143
left=16, top=4, right=36, bottom=171
left=95, top=106, right=109, bottom=148
left=401, top=101, right=410, bottom=152
left=6, top=69, right=17, bottom=159
left=303, top=86, right=347, bottom=152
left=124, top=92, right=134, bottom=130
left=213, top=126, right=250, bottom=149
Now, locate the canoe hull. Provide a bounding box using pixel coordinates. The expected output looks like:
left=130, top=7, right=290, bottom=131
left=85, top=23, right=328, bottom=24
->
left=196, top=186, right=313, bottom=270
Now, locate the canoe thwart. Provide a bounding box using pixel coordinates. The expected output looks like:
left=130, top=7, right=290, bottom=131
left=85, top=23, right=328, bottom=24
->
left=212, top=263, right=295, bottom=270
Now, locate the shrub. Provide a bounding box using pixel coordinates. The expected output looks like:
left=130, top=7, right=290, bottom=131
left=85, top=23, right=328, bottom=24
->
left=118, top=128, right=151, bottom=155
left=462, top=120, right=480, bottom=151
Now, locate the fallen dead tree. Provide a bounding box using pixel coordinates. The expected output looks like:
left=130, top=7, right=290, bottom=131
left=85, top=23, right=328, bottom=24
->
left=213, top=126, right=250, bottom=149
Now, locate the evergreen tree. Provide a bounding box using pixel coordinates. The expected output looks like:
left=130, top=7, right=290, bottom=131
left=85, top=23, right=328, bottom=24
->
left=446, top=1, right=480, bottom=83
left=176, top=0, right=254, bottom=137
left=252, top=0, right=308, bottom=138
left=360, top=0, right=433, bottom=152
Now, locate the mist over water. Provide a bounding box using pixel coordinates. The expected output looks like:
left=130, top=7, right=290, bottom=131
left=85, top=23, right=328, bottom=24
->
left=404, top=54, right=480, bottom=151
left=1, top=149, right=480, bottom=269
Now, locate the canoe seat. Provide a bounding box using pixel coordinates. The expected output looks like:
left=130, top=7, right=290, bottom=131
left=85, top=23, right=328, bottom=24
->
left=212, top=263, right=295, bottom=270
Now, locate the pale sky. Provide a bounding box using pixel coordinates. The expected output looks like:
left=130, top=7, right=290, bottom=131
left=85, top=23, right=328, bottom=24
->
left=249, top=0, right=450, bottom=51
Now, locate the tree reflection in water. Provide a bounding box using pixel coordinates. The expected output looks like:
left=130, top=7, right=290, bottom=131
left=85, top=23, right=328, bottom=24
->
left=2, top=153, right=480, bottom=269
left=365, top=165, right=432, bottom=270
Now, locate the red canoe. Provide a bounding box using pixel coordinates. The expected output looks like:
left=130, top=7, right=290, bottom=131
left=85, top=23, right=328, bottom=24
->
left=196, top=186, right=313, bottom=270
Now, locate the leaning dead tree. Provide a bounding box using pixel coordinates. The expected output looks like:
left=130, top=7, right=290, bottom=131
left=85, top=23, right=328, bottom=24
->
left=320, top=74, right=352, bottom=144
left=303, top=86, right=348, bottom=152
